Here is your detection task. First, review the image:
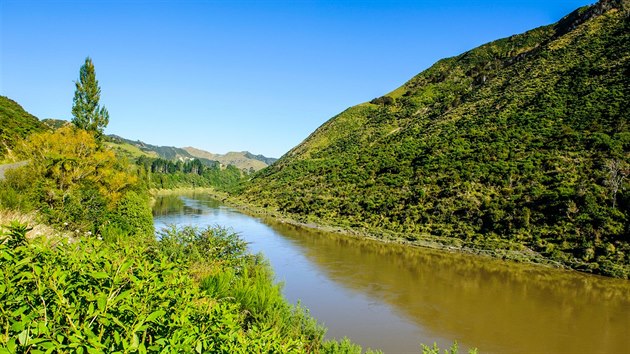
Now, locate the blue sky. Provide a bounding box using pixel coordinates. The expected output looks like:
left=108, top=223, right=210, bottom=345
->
left=2, top=0, right=592, bottom=158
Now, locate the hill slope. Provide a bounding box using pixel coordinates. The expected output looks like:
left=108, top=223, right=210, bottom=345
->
left=0, top=96, right=46, bottom=159
left=242, top=0, right=630, bottom=277
left=183, top=147, right=274, bottom=171
left=107, top=136, right=275, bottom=171
left=108, top=135, right=197, bottom=161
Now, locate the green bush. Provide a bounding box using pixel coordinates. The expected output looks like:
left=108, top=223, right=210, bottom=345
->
left=157, top=225, right=249, bottom=266
left=105, top=191, right=154, bottom=239
left=0, top=127, right=154, bottom=238
left=0, top=224, right=309, bottom=353
left=0, top=223, right=394, bottom=353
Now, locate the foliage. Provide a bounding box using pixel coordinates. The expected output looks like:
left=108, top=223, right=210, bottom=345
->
left=369, top=96, right=394, bottom=106
left=321, top=338, right=382, bottom=354
left=420, top=342, right=477, bottom=354
left=157, top=225, right=249, bottom=266
left=104, top=191, right=154, bottom=238
left=136, top=156, right=247, bottom=192
left=0, top=222, right=383, bottom=353
left=0, top=96, right=45, bottom=159
left=0, top=221, right=32, bottom=248
left=72, top=57, right=109, bottom=140
left=0, top=126, right=153, bottom=237
left=242, top=2, right=630, bottom=277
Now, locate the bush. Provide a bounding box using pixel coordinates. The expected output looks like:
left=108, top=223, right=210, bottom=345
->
left=0, top=126, right=153, bottom=237
left=105, top=191, right=154, bottom=239
left=369, top=96, right=394, bottom=106
left=0, top=224, right=309, bottom=353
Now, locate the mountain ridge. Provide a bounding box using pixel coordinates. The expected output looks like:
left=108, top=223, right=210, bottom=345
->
left=182, top=147, right=277, bottom=172
left=107, top=135, right=275, bottom=171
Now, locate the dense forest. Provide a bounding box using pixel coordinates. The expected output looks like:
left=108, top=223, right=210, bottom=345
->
left=242, top=0, right=630, bottom=277
left=135, top=156, right=246, bottom=192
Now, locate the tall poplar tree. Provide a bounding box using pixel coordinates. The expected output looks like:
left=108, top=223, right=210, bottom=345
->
left=71, top=57, right=109, bottom=140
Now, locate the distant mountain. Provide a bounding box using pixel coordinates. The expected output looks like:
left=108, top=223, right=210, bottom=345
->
left=183, top=147, right=276, bottom=171
left=108, top=135, right=196, bottom=161
left=243, top=152, right=278, bottom=166
left=107, top=135, right=275, bottom=171
left=242, top=0, right=630, bottom=277
left=0, top=96, right=46, bottom=158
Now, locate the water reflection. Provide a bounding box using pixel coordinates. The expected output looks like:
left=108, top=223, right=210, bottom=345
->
left=154, top=193, right=630, bottom=354
left=265, top=221, right=630, bottom=353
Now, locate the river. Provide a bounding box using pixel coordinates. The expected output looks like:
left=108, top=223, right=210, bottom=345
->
left=153, top=192, right=630, bottom=354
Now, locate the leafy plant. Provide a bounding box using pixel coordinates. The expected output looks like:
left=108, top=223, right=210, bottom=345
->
left=0, top=223, right=395, bottom=353
left=0, top=221, right=31, bottom=247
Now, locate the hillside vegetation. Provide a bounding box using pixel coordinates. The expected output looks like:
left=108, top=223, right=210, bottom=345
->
left=108, top=136, right=276, bottom=172
left=242, top=0, right=630, bottom=277
left=183, top=147, right=274, bottom=172
left=0, top=96, right=46, bottom=159
left=0, top=220, right=394, bottom=353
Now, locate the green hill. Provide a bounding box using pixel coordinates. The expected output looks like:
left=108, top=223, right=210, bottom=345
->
left=0, top=96, right=46, bottom=159
left=242, top=0, right=630, bottom=277
left=108, top=136, right=275, bottom=172
left=183, top=147, right=276, bottom=172
left=108, top=135, right=198, bottom=161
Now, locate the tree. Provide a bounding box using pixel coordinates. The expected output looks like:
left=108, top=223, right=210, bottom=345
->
left=71, top=57, right=109, bottom=140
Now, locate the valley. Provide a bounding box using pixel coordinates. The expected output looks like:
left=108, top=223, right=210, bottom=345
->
left=1, top=0, right=628, bottom=352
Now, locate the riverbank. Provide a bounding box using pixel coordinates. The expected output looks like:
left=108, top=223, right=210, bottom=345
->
left=150, top=187, right=572, bottom=273
left=151, top=190, right=630, bottom=354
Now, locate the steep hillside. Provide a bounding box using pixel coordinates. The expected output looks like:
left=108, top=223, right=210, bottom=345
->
left=183, top=147, right=275, bottom=171
left=243, top=0, right=630, bottom=277
left=0, top=96, right=46, bottom=158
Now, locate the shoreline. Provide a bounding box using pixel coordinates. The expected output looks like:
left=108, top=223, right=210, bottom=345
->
left=150, top=187, right=572, bottom=273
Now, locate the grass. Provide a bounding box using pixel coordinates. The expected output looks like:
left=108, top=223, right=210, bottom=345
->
left=105, top=140, right=158, bottom=160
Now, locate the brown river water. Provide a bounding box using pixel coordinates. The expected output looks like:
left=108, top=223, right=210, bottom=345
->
left=153, top=193, right=630, bottom=354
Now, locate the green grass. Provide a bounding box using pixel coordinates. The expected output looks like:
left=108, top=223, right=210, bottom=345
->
left=105, top=141, right=159, bottom=160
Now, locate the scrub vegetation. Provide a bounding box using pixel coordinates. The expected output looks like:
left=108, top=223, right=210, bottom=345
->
left=0, top=52, right=385, bottom=354
left=1, top=0, right=627, bottom=352
left=242, top=0, right=630, bottom=278
left=0, top=221, right=387, bottom=353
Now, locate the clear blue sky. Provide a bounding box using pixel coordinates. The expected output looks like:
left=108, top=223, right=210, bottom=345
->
left=1, top=0, right=592, bottom=158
